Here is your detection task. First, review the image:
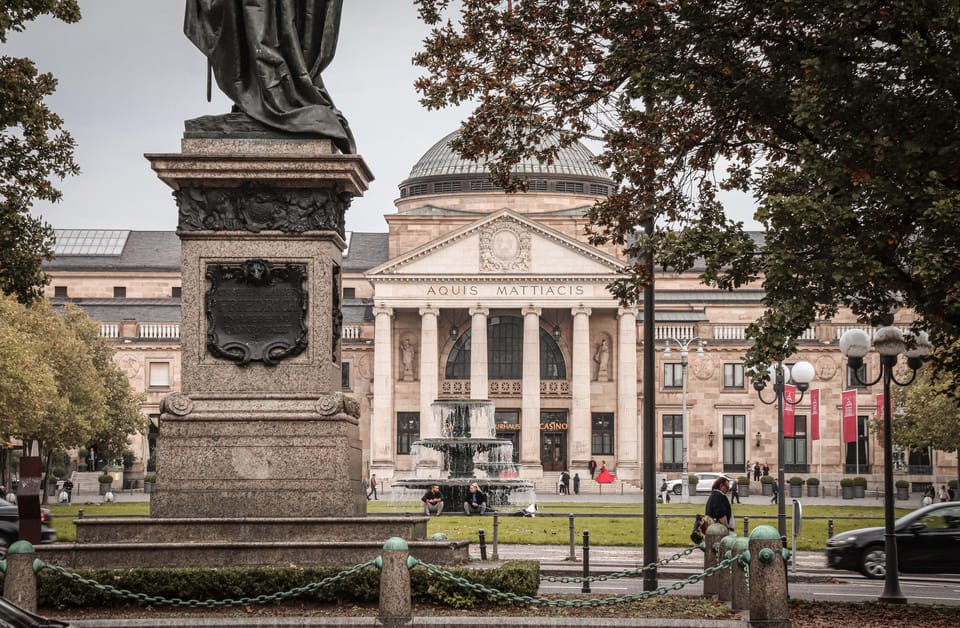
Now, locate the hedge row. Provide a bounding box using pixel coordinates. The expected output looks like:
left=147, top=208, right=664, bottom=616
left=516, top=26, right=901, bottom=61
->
left=28, top=560, right=539, bottom=611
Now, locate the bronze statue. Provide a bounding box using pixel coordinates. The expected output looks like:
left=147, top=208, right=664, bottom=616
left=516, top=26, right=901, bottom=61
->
left=184, top=0, right=356, bottom=153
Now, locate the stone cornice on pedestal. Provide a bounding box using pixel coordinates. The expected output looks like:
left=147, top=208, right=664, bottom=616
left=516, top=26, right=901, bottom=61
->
left=145, top=146, right=373, bottom=197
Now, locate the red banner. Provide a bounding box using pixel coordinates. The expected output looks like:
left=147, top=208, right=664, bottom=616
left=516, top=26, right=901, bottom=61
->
left=842, top=390, right=858, bottom=444
left=783, top=384, right=797, bottom=437
left=810, top=389, right=820, bottom=441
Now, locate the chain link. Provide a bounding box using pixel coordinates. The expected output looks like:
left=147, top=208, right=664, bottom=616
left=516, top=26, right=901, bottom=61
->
left=540, top=545, right=700, bottom=583
left=38, top=559, right=378, bottom=608
left=412, top=553, right=742, bottom=607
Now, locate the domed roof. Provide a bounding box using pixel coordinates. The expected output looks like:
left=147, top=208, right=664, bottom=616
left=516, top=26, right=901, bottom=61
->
left=406, top=131, right=610, bottom=180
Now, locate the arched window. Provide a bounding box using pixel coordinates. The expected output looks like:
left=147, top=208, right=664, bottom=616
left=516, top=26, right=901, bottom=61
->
left=444, top=316, right=567, bottom=380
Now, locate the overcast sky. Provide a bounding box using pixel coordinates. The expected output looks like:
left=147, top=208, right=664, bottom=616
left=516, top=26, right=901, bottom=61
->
left=7, top=0, right=472, bottom=234
left=7, top=1, right=757, bottom=235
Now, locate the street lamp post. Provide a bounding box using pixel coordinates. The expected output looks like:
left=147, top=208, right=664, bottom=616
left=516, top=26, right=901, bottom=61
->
left=753, top=359, right=815, bottom=538
left=664, top=337, right=704, bottom=504
left=839, top=326, right=930, bottom=604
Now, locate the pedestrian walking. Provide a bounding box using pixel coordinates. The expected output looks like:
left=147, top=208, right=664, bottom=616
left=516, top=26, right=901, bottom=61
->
left=660, top=478, right=671, bottom=504
left=368, top=473, right=378, bottom=500
left=753, top=462, right=761, bottom=482
left=572, top=473, right=580, bottom=495
left=939, top=484, right=949, bottom=502
left=770, top=479, right=779, bottom=504
left=730, top=478, right=740, bottom=504
left=588, top=458, right=597, bottom=479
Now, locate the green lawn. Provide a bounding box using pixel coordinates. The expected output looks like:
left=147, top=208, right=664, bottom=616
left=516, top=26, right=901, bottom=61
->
left=48, top=500, right=908, bottom=552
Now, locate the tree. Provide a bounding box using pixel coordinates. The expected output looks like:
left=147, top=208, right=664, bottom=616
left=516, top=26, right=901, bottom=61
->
left=61, top=305, right=147, bottom=463
left=0, top=296, right=144, bottom=499
left=0, top=1, right=80, bottom=303
left=414, top=1, right=960, bottom=384
left=893, top=361, right=960, bottom=491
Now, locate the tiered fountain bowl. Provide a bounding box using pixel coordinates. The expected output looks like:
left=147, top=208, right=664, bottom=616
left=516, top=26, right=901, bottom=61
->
left=392, top=399, right=535, bottom=509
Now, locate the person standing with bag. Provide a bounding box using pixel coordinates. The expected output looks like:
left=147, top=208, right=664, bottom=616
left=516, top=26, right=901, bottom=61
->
left=705, top=476, right=734, bottom=531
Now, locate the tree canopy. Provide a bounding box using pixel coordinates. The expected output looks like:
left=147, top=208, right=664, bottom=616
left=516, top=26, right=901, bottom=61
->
left=0, top=1, right=80, bottom=303
left=892, top=358, right=960, bottom=485
left=0, top=296, right=145, bottom=486
left=414, top=1, right=960, bottom=385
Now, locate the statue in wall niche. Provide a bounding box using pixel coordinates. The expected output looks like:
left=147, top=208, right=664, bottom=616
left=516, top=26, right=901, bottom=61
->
left=401, top=336, right=416, bottom=381
left=594, top=337, right=610, bottom=382
left=184, top=0, right=356, bottom=153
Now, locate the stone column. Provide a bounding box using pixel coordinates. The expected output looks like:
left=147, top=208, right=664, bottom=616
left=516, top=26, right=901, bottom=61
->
left=371, top=306, right=395, bottom=474
left=418, top=306, right=440, bottom=473
left=570, top=306, right=592, bottom=468
left=521, top=306, right=543, bottom=475
left=469, top=306, right=489, bottom=400
left=617, top=307, right=639, bottom=480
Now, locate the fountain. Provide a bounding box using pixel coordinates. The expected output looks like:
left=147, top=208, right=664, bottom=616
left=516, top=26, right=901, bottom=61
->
left=393, top=399, right=535, bottom=509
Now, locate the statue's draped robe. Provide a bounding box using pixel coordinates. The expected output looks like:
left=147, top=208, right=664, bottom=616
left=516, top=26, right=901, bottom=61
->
left=185, top=0, right=356, bottom=153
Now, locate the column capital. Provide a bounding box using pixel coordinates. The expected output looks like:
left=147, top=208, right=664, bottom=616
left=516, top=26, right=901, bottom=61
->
left=618, top=306, right=639, bottom=318
left=419, top=306, right=440, bottom=318
left=571, top=305, right=592, bottom=317
left=372, top=305, right=394, bottom=318
left=521, top=306, right=542, bottom=317
left=469, top=306, right=490, bottom=317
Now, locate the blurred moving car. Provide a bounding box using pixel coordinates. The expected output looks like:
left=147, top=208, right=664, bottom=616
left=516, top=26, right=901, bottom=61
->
left=826, top=501, right=960, bottom=578
left=0, top=499, right=57, bottom=557
left=664, top=472, right=733, bottom=496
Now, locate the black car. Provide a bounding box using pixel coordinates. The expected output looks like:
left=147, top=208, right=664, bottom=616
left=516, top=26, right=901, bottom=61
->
left=826, top=501, right=960, bottom=578
left=0, top=499, right=57, bottom=557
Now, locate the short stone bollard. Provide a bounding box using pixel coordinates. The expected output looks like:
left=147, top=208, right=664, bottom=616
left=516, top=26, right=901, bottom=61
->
left=717, top=533, right=737, bottom=602
left=748, top=525, right=790, bottom=628
left=2, top=541, right=39, bottom=613
left=703, top=522, right=729, bottom=597
left=378, top=537, right=412, bottom=625
left=731, top=537, right=750, bottom=612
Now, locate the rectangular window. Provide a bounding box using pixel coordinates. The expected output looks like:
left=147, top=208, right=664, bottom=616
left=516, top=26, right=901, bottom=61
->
left=663, top=363, right=684, bottom=388
left=844, top=415, right=871, bottom=473
left=171, top=286, right=182, bottom=298
left=341, top=362, right=351, bottom=390
left=662, top=414, right=683, bottom=471
left=396, top=412, right=420, bottom=455
left=591, top=412, right=614, bottom=455
left=722, top=414, right=746, bottom=473
left=113, top=286, right=126, bottom=298
left=342, top=287, right=356, bottom=299
left=847, top=363, right=869, bottom=388
left=148, top=362, right=170, bottom=389
left=784, top=415, right=808, bottom=471
left=723, top=363, right=744, bottom=389
left=53, top=286, right=68, bottom=297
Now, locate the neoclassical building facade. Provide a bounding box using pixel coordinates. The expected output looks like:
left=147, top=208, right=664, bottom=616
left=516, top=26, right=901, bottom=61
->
left=43, top=131, right=955, bottom=493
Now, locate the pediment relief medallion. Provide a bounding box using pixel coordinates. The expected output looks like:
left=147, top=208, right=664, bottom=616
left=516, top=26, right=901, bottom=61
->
left=479, top=221, right=531, bottom=272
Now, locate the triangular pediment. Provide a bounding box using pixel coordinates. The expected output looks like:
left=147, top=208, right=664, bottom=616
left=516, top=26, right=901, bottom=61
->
left=366, top=210, right=624, bottom=279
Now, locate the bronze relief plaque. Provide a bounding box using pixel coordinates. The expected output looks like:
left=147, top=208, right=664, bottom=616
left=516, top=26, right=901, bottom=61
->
left=205, top=259, right=308, bottom=366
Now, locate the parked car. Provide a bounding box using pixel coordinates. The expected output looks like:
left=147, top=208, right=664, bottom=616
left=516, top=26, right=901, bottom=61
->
left=826, top=501, right=960, bottom=578
left=0, top=499, right=57, bottom=557
left=665, top=472, right=733, bottom=496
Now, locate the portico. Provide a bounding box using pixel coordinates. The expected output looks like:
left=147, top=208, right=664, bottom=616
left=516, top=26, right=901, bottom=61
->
left=365, top=210, right=641, bottom=483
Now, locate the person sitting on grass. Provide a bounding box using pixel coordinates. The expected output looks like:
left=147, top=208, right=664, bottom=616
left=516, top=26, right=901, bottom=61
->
left=421, top=484, right=445, bottom=516
left=463, top=482, right=487, bottom=515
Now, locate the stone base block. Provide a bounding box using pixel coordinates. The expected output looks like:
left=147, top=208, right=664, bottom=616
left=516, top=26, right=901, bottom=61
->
left=74, top=517, right=428, bottom=544
left=154, top=394, right=363, bottom=518
left=37, top=539, right=468, bottom=571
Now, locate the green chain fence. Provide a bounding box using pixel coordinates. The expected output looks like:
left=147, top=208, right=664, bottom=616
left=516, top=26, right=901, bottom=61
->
left=411, top=552, right=743, bottom=608
left=35, top=558, right=377, bottom=608
left=540, top=544, right=702, bottom=583
left=20, top=545, right=752, bottom=610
